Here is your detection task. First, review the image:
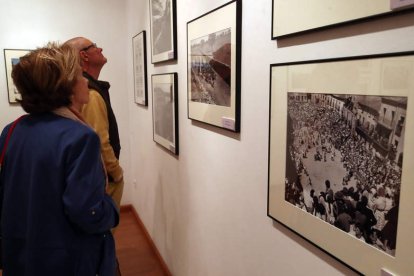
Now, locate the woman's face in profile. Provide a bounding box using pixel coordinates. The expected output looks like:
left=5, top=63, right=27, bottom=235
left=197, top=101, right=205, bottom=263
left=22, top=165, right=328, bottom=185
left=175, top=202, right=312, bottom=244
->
left=71, top=68, right=89, bottom=109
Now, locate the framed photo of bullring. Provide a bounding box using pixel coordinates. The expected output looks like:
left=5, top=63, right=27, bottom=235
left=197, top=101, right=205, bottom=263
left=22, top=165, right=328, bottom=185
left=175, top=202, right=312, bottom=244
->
left=187, top=0, right=241, bottom=132
left=4, top=49, right=31, bottom=104
left=152, top=73, right=178, bottom=155
left=268, top=52, right=414, bottom=275
left=149, top=0, right=177, bottom=63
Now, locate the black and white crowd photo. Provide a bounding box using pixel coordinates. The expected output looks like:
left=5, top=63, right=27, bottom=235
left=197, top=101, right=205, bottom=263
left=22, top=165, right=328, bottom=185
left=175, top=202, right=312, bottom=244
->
left=190, top=28, right=231, bottom=107
left=284, top=92, right=406, bottom=257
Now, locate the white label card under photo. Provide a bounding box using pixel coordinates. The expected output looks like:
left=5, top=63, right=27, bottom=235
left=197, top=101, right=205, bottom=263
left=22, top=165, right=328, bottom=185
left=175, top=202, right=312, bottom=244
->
left=221, top=117, right=235, bottom=131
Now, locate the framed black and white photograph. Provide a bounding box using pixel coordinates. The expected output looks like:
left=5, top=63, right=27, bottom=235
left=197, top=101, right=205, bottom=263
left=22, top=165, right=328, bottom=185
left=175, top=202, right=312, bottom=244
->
left=268, top=52, right=414, bottom=275
left=4, top=49, right=31, bottom=103
left=152, top=73, right=178, bottom=155
left=187, top=0, right=241, bottom=132
left=132, top=31, right=148, bottom=106
left=149, top=0, right=177, bottom=63
left=271, top=0, right=414, bottom=38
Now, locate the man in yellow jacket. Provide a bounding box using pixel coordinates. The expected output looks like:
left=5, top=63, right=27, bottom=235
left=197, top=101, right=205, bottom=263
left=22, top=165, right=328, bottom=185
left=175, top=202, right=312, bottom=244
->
left=65, top=37, right=124, bottom=211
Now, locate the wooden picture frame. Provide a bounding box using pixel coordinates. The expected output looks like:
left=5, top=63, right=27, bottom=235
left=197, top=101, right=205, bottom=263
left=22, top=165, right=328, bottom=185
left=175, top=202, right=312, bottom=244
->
left=187, top=0, right=241, bottom=132
left=149, top=0, right=177, bottom=63
left=152, top=73, right=178, bottom=155
left=132, top=31, right=148, bottom=106
left=271, top=0, right=414, bottom=38
left=268, top=52, right=414, bottom=275
left=4, top=49, right=31, bottom=104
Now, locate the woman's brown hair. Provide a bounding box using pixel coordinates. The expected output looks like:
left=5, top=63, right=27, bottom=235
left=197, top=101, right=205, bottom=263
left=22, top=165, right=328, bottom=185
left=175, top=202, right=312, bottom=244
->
left=12, top=42, right=81, bottom=114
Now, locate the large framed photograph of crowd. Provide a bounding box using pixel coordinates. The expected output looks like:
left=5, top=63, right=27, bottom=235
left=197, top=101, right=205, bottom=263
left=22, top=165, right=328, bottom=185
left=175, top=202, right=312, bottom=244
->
left=149, top=0, right=177, bottom=63
left=4, top=49, right=31, bottom=103
left=271, top=0, right=414, bottom=38
left=152, top=73, right=178, bottom=155
left=187, top=0, right=241, bottom=132
left=132, top=31, right=148, bottom=106
left=268, top=52, right=414, bottom=275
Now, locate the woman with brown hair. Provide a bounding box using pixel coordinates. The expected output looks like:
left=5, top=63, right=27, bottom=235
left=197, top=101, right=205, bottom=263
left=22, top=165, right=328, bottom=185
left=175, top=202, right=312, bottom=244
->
left=0, top=43, right=119, bottom=275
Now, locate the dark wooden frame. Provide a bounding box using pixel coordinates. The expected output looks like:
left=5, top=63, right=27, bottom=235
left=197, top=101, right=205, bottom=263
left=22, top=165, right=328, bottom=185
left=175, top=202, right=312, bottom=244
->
left=151, top=73, right=179, bottom=155
left=271, top=0, right=414, bottom=39
left=268, top=51, right=414, bottom=275
left=149, top=0, right=177, bottom=63
left=132, top=31, right=148, bottom=106
left=186, top=0, right=241, bottom=132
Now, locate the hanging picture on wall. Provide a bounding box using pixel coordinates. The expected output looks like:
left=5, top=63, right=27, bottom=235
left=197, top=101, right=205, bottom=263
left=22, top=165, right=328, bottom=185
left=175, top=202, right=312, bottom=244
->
left=268, top=51, right=414, bottom=275
left=149, top=0, right=177, bottom=63
left=132, top=31, right=148, bottom=106
left=4, top=49, right=31, bottom=104
left=271, top=0, right=414, bottom=38
left=152, top=73, right=178, bottom=155
left=187, top=0, right=241, bottom=132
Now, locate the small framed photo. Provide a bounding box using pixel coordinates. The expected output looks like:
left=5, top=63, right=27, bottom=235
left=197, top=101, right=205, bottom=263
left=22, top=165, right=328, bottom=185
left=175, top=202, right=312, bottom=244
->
left=187, top=0, right=242, bottom=132
left=4, top=49, right=31, bottom=104
left=132, top=31, right=148, bottom=106
left=268, top=51, right=414, bottom=275
left=149, top=0, right=177, bottom=63
left=152, top=73, right=178, bottom=155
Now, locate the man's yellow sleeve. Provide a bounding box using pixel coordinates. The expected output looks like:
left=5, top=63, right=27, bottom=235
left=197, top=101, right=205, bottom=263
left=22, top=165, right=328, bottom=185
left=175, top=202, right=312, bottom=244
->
left=81, top=90, right=123, bottom=182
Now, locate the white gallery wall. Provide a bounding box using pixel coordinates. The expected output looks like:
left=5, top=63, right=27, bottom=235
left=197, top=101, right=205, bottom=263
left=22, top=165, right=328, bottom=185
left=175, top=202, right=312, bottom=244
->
left=1, top=0, right=414, bottom=275
left=125, top=1, right=414, bottom=275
